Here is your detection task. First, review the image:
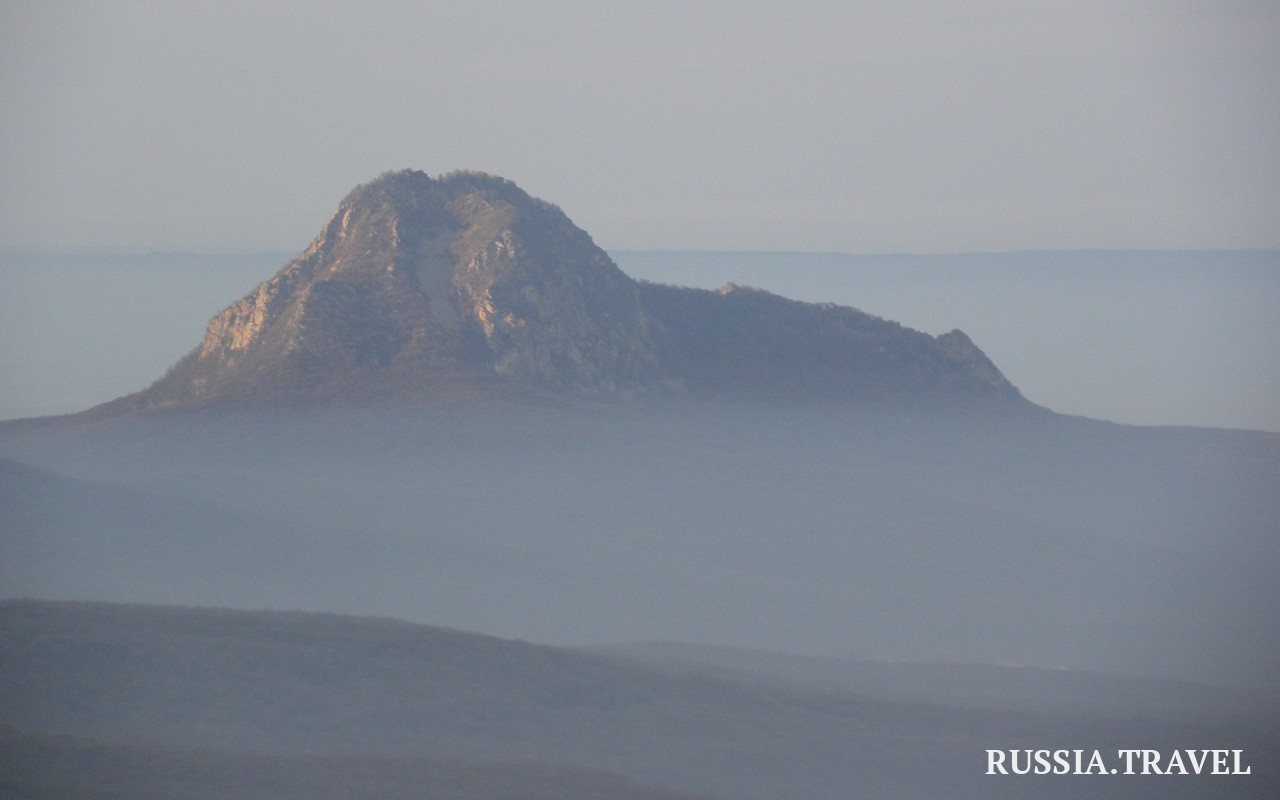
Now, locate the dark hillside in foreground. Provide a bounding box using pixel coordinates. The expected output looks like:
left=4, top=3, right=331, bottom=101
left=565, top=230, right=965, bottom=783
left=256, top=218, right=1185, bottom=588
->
left=0, top=726, right=716, bottom=800
left=1, top=600, right=1275, bottom=800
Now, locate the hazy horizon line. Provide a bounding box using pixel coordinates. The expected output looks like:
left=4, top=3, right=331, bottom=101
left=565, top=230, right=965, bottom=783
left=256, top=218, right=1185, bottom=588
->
left=4, top=245, right=1278, bottom=260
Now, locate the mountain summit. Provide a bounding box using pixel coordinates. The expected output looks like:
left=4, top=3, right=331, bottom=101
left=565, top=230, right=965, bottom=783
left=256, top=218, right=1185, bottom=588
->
left=116, top=170, right=1027, bottom=411
left=134, top=170, right=660, bottom=408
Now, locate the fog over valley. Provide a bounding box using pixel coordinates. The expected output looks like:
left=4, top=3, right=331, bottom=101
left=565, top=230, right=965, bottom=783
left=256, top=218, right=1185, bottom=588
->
left=4, top=401, right=1276, bottom=689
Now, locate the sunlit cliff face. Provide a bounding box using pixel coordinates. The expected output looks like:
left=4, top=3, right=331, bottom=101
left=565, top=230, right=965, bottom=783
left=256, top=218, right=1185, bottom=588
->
left=146, top=170, right=661, bottom=407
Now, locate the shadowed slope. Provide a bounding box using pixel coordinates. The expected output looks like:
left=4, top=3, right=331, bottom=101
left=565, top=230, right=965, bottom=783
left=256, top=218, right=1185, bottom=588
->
left=0, top=726, right=719, bottom=800
left=2, top=600, right=1274, bottom=800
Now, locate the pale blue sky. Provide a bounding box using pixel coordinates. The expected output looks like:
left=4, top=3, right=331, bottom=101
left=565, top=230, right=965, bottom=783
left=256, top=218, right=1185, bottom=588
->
left=2, top=1, right=1277, bottom=253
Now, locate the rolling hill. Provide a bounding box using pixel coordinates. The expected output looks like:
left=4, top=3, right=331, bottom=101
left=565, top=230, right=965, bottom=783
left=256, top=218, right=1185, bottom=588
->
left=2, top=600, right=1274, bottom=800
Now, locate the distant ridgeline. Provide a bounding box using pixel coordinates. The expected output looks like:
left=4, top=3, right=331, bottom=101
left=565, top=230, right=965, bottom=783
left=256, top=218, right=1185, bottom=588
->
left=92, top=169, right=1029, bottom=413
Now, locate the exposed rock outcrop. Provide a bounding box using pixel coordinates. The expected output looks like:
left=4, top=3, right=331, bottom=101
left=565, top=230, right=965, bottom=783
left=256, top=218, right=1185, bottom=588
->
left=109, top=169, right=1029, bottom=412
left=136, top=170, right=659, bottom=408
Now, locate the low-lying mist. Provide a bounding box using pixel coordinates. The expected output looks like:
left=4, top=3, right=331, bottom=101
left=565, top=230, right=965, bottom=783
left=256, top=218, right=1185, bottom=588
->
left=3, top=401, right=1276, bottom=691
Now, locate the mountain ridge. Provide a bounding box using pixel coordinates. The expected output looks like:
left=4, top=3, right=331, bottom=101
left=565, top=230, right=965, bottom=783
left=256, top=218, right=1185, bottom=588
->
left=85, top=169, right=1028, bottom=415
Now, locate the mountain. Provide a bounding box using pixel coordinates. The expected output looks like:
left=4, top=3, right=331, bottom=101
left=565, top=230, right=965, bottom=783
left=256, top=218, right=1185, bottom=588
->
left=93, top=169, right=1025, bottom=412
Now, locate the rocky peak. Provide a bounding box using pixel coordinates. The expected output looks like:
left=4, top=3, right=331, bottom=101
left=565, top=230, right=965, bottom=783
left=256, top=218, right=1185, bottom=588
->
left=139, top=170, right=660, bottom=408
left=107, top=169, right=1031, bottom=413
left=934, top=329, right=1012, bottom=391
